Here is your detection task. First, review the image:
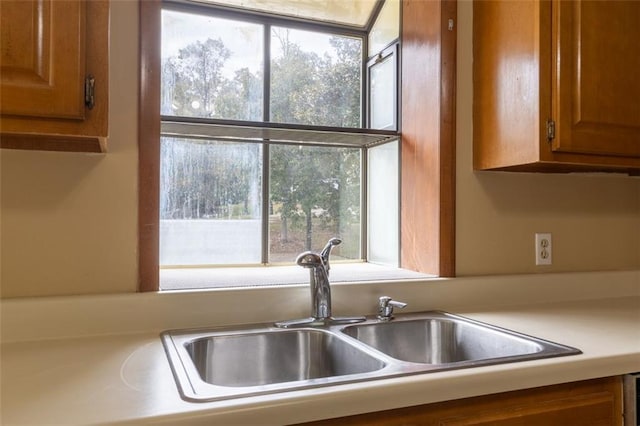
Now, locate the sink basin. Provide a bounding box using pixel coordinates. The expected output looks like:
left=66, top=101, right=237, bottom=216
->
left=342, top=316, right=547, bottom=364
left=161, top=311, right=581, bottom=402
left=161, top=326, right=388, bottom=401
left=185, top=329, right=385, bottom=387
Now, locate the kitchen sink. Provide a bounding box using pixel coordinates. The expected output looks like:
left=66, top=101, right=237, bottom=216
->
left=341, top=315, right=546, bottom=364
left=162, top=326, right=389, bottom=401
left=185, top=329, right=385, bottom=387
left=161, top=311, right=581, bottom=402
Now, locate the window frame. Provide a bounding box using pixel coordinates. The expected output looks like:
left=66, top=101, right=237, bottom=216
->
left=158, top=1, right=394, bottom=268
left=138, top=0, right=456, bottom=291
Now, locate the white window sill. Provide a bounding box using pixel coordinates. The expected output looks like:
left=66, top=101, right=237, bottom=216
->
left=160, top=263, right=432, bottom=290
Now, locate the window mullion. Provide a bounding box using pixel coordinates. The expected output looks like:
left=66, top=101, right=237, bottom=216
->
left=263, top=23, right=271, bottom=123
left=261, top=144, right=270, bottom=264
left=361, top=146, right=368, bottom=261
left=262, top=23, right=271, bottom=264
left=362, top=35, right=368, bottom=128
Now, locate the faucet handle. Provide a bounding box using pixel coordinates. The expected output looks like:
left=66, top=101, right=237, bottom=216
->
left=377, top=296, right=407, bottom=321
left=296, top=251, right=323, bottom=268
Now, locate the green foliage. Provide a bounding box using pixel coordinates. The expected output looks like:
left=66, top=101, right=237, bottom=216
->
left=163, top=38, right=230, bottom=117
left=160, top=139, right=261, bottom=220
left=215, top=68, right=262, bottom=121
left=270, top=28, right=361, bottom=127
left=270, top=145, right=360, bottom=250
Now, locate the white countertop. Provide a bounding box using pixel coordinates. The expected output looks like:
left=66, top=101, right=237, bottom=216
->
left=2, top=295, right=639, bottom=425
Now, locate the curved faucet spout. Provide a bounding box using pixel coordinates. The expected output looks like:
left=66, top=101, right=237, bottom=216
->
left=275, top=238, right=364, bottom=328
left=320, top=237, right=341, bottom=275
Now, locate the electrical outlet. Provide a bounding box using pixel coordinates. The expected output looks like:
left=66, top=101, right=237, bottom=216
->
left=535, top=233, right=552, bottom=265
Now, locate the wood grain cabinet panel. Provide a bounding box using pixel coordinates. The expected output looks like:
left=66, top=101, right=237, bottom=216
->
left=1, top=0, right=85, bottom=119
left=0, top=0, right=109, bottom=152
left=553, top=0, right=640, bottom=159
left=299, top=377, right=623, bottom=426
left=474, top=0, right=640, bottom=173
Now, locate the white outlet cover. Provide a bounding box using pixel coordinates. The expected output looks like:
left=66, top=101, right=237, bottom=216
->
left=535, top=233, right=552, bottom=266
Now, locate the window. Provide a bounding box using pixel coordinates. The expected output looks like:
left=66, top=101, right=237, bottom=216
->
left=158, top=1, right=399, bottom=272
left=138, top=0, right=456, bottom=291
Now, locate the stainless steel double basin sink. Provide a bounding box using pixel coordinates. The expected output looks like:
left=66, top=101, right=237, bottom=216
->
left=161, top=311, right=581, bottom=402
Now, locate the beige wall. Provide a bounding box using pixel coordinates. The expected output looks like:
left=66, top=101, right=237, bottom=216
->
left=455, top=0, right=640, bottom=275
left=1, top=1, right=638, bottom=298
left=0, top=1, right=139, bottom=298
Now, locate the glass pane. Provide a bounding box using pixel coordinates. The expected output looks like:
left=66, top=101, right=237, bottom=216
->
left=198, top=0, right=378, bottom=27
left=367, top=140, right=399, bottom=266
left=370, top=53, right=395, bottom=130
left=269, top=145, right=361, bottom=263
left=368, top=0, right=400, bottom=57
left=270, top=27, right=362, bottom=127
left=161, top=10, right=263, bottom=120
left=160, top=137, right=262, bottom=265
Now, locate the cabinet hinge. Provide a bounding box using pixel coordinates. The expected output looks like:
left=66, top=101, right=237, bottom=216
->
left=84, top=75, right=95, bottom=110
left=546, top=119, right=555, bottom=142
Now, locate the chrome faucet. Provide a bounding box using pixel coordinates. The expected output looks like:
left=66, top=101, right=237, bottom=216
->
left=275, top=238, right=365, bottom=328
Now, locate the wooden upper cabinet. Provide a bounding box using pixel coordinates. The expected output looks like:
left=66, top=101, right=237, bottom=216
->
left=0, top=0, right=109, bottom=153
left=553, top=1, right=640, bottom=159
left=1, top=0, right=85, bottom=119
left=474, top=0, right=640, bottom=173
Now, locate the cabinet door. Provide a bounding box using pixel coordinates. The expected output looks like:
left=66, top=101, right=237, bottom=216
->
left=0, top=0, right=108, bottom=153
left=553, top=0, right=640, bottom=158
left=0, top=0, right=86, bottom=120
left=299, top=377, right=623, bottom=426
